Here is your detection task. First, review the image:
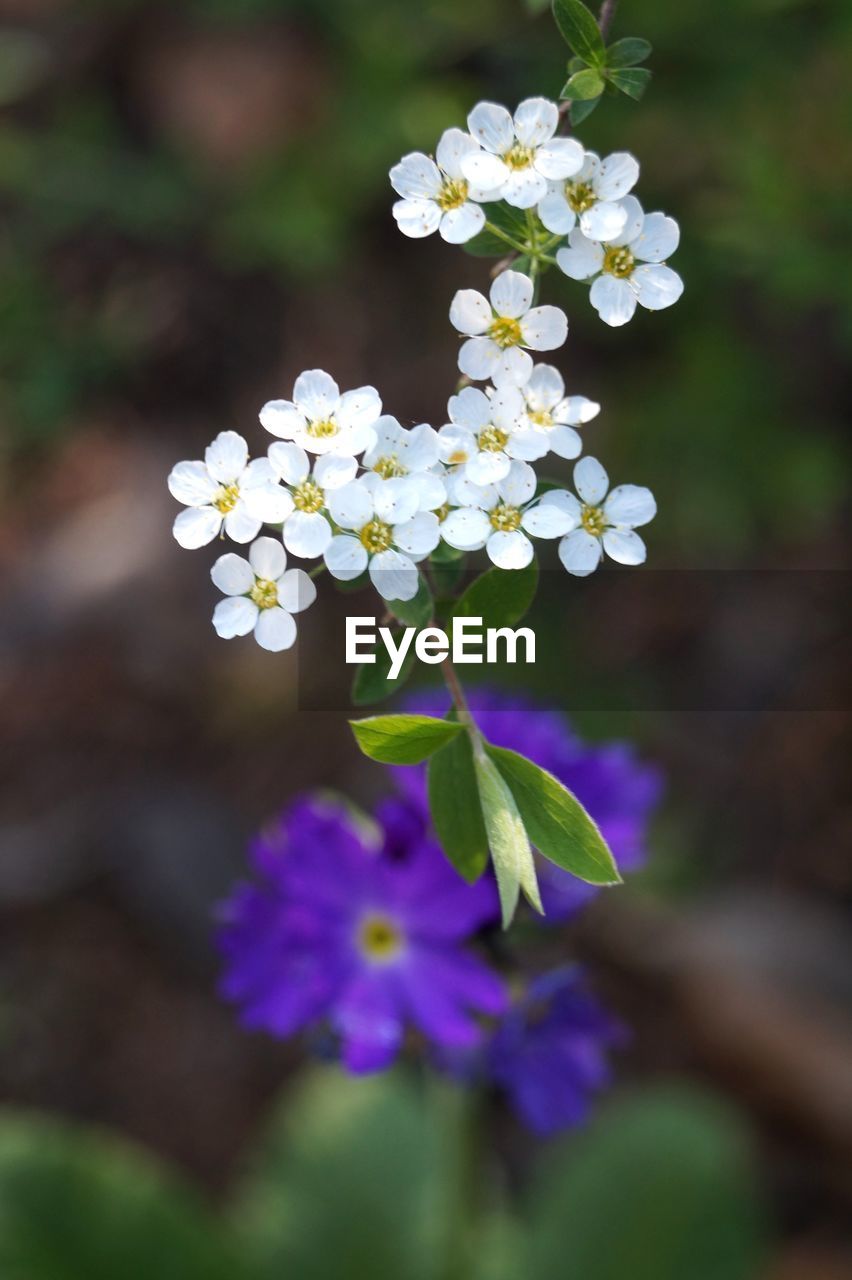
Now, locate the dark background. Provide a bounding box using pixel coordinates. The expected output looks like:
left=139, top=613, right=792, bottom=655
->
left=0, top=0, right=849, bottom=1275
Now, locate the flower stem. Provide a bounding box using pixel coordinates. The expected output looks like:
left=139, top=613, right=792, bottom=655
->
left=483, top=221, right=528, bottom=256
left=599, top=0, right=619, bottom=38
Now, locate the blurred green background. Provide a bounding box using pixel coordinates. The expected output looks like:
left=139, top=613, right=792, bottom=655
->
left=0, top=0, right=849, bottom=1276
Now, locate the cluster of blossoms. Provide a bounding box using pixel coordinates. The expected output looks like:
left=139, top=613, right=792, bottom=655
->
left=218, top=691, right=661, bottom=1133
left=391, top=97, right=683, bottom=327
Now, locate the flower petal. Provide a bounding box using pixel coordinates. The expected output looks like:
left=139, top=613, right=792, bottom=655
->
left=604, top=484, right=656, bottom=528
left=540, top=489, right=581, bottom=528
left=548, top=423, right=583, bottom=459
left=172, top=505, right=221, bottom=549
left=327, top=480, right=374, bottom=530
left=436, top=126, right=480, bottom=179
left=211, top=552, right=254, bottom=596
left=336, top=386, right=382, bottom=433
left=254, top=607, right=297, bottom=652
left=556, top=231, right=604, bottom=281
left=448, top=385, right=493, bottom=431
left=580, top=199, right=628, bottom=242
left=223, top=503, right=262, bottom=544
left=520, top=305, right=568, bottom=351
left=558, top=529, right=603, bottom=576
left=439, top=202, right=485, bottom=244
left=267, top=441, right=309, bottom=485
left=608, top=194, right=644, bottom=246
left=389, top=152, right=442, bottom=200
left=487, top=529, right=534, bottom=569
left=392, top=197, right=441, bottom=238
left=373, top=476, right=420, bottom=524
left=441, top=508, right=490, bottom=550
left=631, top=264, right=684, bottom=311
left=293, top=369, right=340, bottom=418
left=458, top=336, right=499, bottom=382
left=466, top=449, right=511, bottom=485
left=524, top=362, right=564, bottom=410
left=595, top=151, right=639, bottom=201
left=393, top=511, right=440, bottom=557
left=535, top=136, right=584, bottom=180
left=248, top=536, right=286, bottom=580
left=324, top=534, right=368, bottom=580
left=513, top=96, right=558, bottom=146
left=212, top=596, right=257, bottom=639
left=502, top=167, right=547, bottom=209
left=276, top=566, right=317, bottom=613
left=491, top=345, right=533, bottom=387
left=498, top=459, right=536, bottom=507
left=490, top=269, right=534, bottom=319
left=168, top=460, right=218, bottom=506
left=284, top=509, right=332, bottom=558
left=459, top=151, right=510, bottom=191
left=205, top=430, right=249, bottom=483
left=437, top=423, right=477, bottom=466
left=505, top=428, right=549, bottom=461
left=259, top=399, right=304, bottom=439
left=602, top=527, right=647, bottom=565
left=537, top=189, right=576, bottom=235
left=633, top=212, right=680, bottom=262
left=574, top=456, right=609, bottom=505
left=467, top=101, right=514, bottom=155
left=560, top=395, right=600, bottom=425
left=450, top=288, right=492, bottom=336
left=314, top=452, right=357, bottom=489
left=590, top=275, right=637, bottom=327
left=521, top=502, right=575, bottom=538
left=369, top=548, right=419, bottom=601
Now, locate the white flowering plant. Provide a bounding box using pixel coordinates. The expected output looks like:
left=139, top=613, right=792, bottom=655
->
left=166, top=0, right=679, bottom=926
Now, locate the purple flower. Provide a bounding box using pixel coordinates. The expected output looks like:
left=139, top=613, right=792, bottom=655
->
left=217, top=796, right=506, bottom=1072
left=398, top=688, right=663, bottom=918
left=488, top=967, right=624, bottom=1135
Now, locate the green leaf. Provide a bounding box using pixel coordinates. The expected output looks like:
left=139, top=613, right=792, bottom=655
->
left=350, top=714, right=463, bottom=765
left=473, top=749, right=541, bottom=926
left=387, top=574, right=432, bottom=628
left=570, top=95, right=602, bottom=125
left=528, top=1088, right=768, bottom=1280
left=427, top=729, right=489, bottom=882
left=561, top=68, right=605, bottom=101
left=451, top=561, right=538, bottom=632
left=605, top=36, right=652, bottom=67
left=552, top=0, right=605, bottom=65
left=607, top=66, right=652, bottom=100
left=0, top=1112, right=244, bottom=1280
left=486, top=745, right=621, bottom=885
left=429, top=553, right=466, bottom=598
left=463, top=201, right=529, bottom=257
left=351, top=631, right=416, bottom=705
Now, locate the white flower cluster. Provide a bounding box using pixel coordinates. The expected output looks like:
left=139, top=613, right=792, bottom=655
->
left=168, top=264, right=656, bottom=652
left=390, top=96, right=683, bottom=327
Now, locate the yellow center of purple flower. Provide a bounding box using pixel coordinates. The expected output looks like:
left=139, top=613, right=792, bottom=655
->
left=488, top=316, right=523, bottom=349
left=602, top=246, right=635, bottom=279
left=213, top=483, right=240, bottom=514
left=250, top=577, right=279, bottom=609
left=580, top=504, right=607, bottom=537
left=358, top=913, right=404, bottom=964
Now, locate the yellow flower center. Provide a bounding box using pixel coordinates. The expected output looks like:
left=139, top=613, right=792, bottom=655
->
left=250, top=577, right=279, bottom=609
left=357, top=913, right=404, bottom=964
left=306, top=417, right=339, bottom=439
left=212, top=483, right=240, bottom=514
left=565, top=179, right=596, bottom=213
left=292, top=479, right=324, bottom=513
left=448, top=448, right=469, bottom=465
left=359, top=519, right=394, bottom=554
left=488, top=315, right=523, bottom=349
left=528, top=408, right=554, bottom=429
left=602, top=246, right=635, bottom=279
left=437, top=176, right=469, bottom=212
left=503, top=142, right=535, bottom=171
left=373, top=454, right=408, bottom=479
left=489, top=502, right=522, bottom=532
left=581, top=504, right=607, bottom=537
left=478, top=425, right=509, bottom=452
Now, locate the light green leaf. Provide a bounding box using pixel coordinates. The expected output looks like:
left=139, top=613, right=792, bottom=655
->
left=473, top=750, right=542, bottom=927
left=427, top=727, right=489, bottom=882
left=350, top=714, right=464, bottom=765
left=451, top=561, right=538, bottom=632
left=486, top=745, right=621, bottom=885
left=605, top=36, right=652, bottom=67
left=606, top=66, right=652, bottom=100
left=0, top=1112, right=244, bottom=1280
left=570, top=95, right=602, bottom=126
left=528, top=1088, right=768, bottom=1280
left=351, top=631, right=416, bottom=705
left=552, top=0, right=605, bottom=65
left=387, top=574, right=432, bottom=628
left=561, top=68, right=605, bottom=101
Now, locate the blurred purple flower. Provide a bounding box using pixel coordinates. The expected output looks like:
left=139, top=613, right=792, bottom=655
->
left=398, top=688, right=663, bottom=918
left=217, top=796, right=505, bottom=1072
left=488, top=967, right=625, bottom=1135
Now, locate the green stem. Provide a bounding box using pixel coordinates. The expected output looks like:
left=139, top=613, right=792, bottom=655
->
left=308, top=563, right=326, bottom=580
left=483, top=220, right=527, bottom=255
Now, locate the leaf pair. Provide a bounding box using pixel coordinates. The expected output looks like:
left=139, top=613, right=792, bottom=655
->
left=552, top=0, right=652, bottom=124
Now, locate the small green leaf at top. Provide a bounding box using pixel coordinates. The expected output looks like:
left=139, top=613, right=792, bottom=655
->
left=451, top=561, right=538, bottom=632
left=351, top=631, right=416, bottom=705
left=473, top=750, right=542, bottom=927
left=605, top=36, right=652, bottom=68
left=387, top=574, right=433, bottom=629
left=486, top=745, right=621, bottom=885
left=350, top=714, right=464, bottom=765
left=552, top=0, right=605, bottom=66
left=570, top=95, right=602, bottom=126
left=428, top=730, right=489, bottom=883
left=561, top=68, right=605, bottom=101
left=606, top=66, right=652, bottom=101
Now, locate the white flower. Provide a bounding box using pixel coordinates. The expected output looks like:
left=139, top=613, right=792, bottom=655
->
left=450, top=269, right=567, bottom=387
left=260, top=369, right=381, bottom=456
left=167, top=430, right=288, bottom=549
left=437, top=385, right=547, bottom=486
left=390, top=128, right=496, bottom=244
left=460, top=98, right=584, bottom=209
left=267, top=442, right=357, bottom=559
left=324, top=476, right=440, bottom=601
left=440, top=460, right=574, bottom=570
left=538, top=150, right=639, bottom=241
left=520, top=364, right=599, bottom=461
left=541, top=456, right=656, bottom=576
left=210, top=537, right=316, bottom=652
left=556, top=196, right=683, bottom=327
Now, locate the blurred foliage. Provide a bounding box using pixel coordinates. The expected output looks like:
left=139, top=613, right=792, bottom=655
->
left=0, top=1075, right=769, bottom=1278
left=0, top=0, right=848, bottom=555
